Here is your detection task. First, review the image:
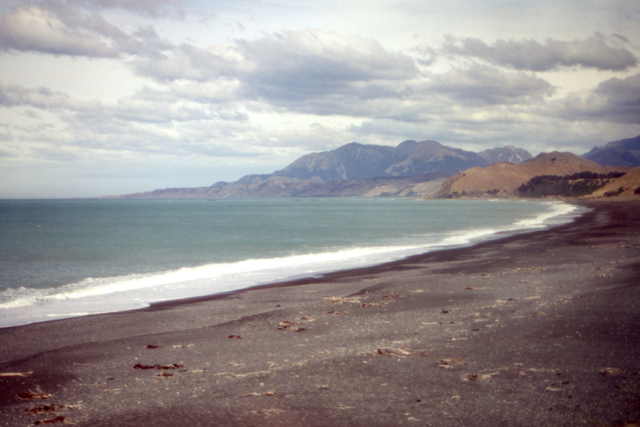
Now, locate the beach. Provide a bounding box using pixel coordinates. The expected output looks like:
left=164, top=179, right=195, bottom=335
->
left=1, top=200, right=639, bottom=426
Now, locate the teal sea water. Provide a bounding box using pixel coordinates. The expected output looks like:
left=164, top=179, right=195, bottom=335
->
left=0, top=198, right=582, bottom=328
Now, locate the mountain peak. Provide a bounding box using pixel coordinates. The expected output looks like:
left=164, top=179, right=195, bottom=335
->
left=396, top=140, right=419, bottom=150
left=478, top=145, right=533, bottom=164
left=273, top=140, right=487, bottom=183
left=583, top=134, right=640, bottom=167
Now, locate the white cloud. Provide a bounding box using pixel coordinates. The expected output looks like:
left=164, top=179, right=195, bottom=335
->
left=1, top=0, right=640, bottom=197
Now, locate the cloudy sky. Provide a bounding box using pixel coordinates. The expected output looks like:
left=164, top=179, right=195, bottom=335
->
left=1, top=0, right=639, bottom=198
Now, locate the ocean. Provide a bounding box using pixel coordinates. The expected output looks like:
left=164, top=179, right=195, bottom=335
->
left=0, top=198, right=582, bottom=328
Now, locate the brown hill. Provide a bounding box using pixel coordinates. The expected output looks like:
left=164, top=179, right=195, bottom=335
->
left=436, top=152, right=627, bottom=197
left=588, top=166, right=640, bottom=198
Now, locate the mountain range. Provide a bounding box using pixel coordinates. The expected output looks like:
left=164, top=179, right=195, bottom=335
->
left=251, top=140, right=494, bottom=182
left=583, top=135, right=640, bottom=168
left=478, top=145, right=533, bottom=164
left=109, top=135, right=640, bottom=199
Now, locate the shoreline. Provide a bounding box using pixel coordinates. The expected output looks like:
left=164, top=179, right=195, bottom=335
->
left=0, top=198, right=578, bottom=329
left=147, top=200, right=585, bottom=311
left=1, top=200, right=639, bottom=426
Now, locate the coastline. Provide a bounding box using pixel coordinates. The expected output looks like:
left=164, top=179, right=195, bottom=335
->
left=0, top=198, right=576, bottom=329
left=1, top=200, right=639, bottom=426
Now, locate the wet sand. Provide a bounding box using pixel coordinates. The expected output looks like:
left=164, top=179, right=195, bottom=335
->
left=1, top=200, right=639, bottom=427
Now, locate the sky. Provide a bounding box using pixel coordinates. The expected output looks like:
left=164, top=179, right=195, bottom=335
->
left=0, top=0, right=639, bottom=198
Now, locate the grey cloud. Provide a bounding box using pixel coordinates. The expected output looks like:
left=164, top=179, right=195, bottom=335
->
left=130, top=43, right=242, bottom=82
left=134, top=29, right=418, bottom=91
left=553, top=72, right=640, bottom=124
left=112, top=102, right=211, bottom=124
left=237, top=29, right=419, bottom=101
left=128, top=30, right=559, bottom=124
left=0, top=127, right=15, bottom=144
left=597, top=72, right=640, bottom=106
left=441, top=34, right=638, bottom=71
left=0, top=82, right=81, bottom=110
left=61, top=0, right=183, bottom=17
left=0, top=3, right=173, bottom=58
left=128, top=28, right=423, bottom=118
left=87, top=0, right=181, bottom=16
left=0, top=6, right=119, bottom=57
left=128, top=26, right=173, bottom=54
left=0, top=82, right=220, bottom=131
left=412, top=44, right=437, bottom=67
left=428, top=65, right=555, bottom=105
left=24, top=109, right=43, bottom=119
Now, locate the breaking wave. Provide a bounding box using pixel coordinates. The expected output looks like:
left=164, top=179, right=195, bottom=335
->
left=0, top=201, right=582, bottom=328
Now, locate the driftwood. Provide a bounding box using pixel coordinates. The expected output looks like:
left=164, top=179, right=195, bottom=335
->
left=133, top=363, right=184, bottom=370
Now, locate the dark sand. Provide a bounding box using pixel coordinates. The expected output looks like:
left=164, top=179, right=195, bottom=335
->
left=1, top=201, right=639, bottom=427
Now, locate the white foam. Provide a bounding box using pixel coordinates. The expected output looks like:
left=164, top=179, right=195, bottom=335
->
left=0, top=201, right=582, bottom=329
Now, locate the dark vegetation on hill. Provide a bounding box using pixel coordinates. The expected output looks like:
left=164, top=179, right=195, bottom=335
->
left=516, top=171, right=627, bottom=198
